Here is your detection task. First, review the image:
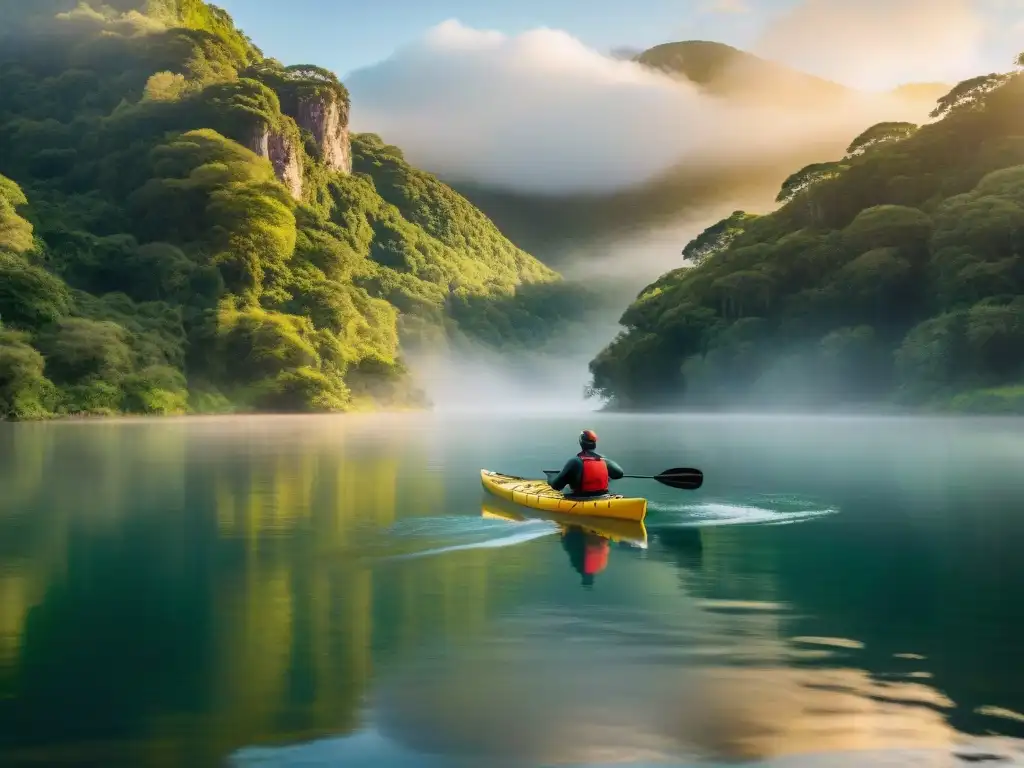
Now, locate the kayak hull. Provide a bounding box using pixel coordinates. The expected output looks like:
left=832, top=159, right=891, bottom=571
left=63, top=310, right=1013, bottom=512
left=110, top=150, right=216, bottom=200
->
left=480, top=469, right=647, bottom=522
left=481, top=500, right=648, bottom=548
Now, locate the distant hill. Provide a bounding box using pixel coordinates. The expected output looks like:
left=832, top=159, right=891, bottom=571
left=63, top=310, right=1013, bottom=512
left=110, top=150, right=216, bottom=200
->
left=635, top=40, right=851, bottom=106
left=635, top=40, right=948, bottom=108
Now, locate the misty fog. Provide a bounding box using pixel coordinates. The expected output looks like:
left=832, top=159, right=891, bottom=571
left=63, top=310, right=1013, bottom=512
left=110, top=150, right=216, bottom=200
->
left=406, top=217, right=727, bottom=413
left=345, top=19, right=941, bottom=196
left=751, top=0, right=986, bottom=91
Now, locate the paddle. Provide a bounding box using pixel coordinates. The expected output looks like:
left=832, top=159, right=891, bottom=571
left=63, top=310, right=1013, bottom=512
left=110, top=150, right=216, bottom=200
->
left=542, top=467, right=704, bottom=491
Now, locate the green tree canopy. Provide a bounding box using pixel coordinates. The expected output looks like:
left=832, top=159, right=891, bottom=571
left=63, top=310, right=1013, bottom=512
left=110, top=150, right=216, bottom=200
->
left=682, top=210, right=760, bottom=264
left=776, top=161, right=849, bottom=204
left=845, top=122, right=918, bottom=156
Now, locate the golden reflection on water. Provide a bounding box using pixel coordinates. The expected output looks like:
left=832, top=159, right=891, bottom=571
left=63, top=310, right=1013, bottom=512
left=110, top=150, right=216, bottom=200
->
left=0, top=419, right=544, bottom=766
left=685, top=665, right=956, bottom=761
left=372, top=604, right=962, bottom=765
left=0, top=574, right=29, bottom=673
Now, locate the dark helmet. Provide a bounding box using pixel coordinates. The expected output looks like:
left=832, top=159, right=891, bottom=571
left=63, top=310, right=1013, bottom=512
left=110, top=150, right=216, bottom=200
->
left=579, top=429, right=598, bottom=450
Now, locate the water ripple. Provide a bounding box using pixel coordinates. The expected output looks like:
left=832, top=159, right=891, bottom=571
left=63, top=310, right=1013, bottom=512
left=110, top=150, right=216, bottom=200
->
left=650, top=495, right=838, bottom=528
left=374, top=515, right=558, bottom=561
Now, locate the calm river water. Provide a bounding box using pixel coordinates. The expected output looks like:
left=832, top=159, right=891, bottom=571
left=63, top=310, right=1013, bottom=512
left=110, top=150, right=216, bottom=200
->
left=2, top=414, right=1024, bottom=767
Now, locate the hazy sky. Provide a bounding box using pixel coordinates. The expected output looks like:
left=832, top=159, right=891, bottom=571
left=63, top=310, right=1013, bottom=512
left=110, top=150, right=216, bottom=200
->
left=213, top=0, right=1022, bottom=85
left=207, top=0, right=1024, bottom=194
left=214, top=0, right=780, bottom=76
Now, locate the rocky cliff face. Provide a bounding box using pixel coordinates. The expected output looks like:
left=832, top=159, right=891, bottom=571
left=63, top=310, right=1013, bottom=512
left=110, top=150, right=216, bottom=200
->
left=243, top=90, right=351, bottom=197
left=249, top=122, right=303, bottom=199
left=297, top=94, right=352, bottom=174
left=267, top=132, right=303, bottom=198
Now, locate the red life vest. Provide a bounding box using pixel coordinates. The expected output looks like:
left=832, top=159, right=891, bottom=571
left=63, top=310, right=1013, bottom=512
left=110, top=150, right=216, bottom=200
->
left=577, top=452, right=610, bottom=494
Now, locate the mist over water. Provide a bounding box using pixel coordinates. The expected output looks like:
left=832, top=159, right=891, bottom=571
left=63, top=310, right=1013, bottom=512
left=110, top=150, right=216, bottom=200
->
left=556, top=216, right=726, bottom=287
left=409, top=214, right=735, bottom=412
left=407, top=344, right=597, bottom=414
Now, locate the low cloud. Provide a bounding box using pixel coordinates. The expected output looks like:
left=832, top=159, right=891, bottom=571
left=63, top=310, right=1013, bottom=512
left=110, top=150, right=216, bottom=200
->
left=703, top=0, right=751, bottom=14
left=346, top=21, right=720, bottom=193
left=345, top=13, right=946, bottom=194
left=753, top=0, right=986, bottom=90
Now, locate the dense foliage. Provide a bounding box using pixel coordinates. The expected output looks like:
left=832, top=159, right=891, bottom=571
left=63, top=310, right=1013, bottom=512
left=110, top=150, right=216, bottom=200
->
left=590, top=71, right=1024, bottom=412
left=0, top=1, right=573, bottom=419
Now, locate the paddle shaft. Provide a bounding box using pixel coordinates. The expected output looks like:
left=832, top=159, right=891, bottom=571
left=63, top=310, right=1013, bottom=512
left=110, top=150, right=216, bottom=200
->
left=542, top=470, right=694, bottom=480
left=543, top=470, right=654, bottom=476
left=542, top=466, right=703, bottom=491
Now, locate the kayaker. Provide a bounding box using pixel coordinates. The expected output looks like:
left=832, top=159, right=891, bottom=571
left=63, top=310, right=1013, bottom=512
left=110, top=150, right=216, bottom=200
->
left=547, top=429, right=624, bottom=498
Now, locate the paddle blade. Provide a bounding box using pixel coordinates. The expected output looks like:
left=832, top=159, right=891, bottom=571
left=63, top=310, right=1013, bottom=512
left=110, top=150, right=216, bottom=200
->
left=654, top=468, right=704, bottom=490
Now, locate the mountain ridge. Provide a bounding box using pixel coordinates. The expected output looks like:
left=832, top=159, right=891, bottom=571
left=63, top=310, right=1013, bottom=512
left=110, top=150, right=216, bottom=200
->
left=635, top=40, right=949, bottom=105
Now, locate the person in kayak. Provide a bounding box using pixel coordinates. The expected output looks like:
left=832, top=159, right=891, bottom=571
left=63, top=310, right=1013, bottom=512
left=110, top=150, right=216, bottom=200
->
left=547, top=429, right=624, bottom=498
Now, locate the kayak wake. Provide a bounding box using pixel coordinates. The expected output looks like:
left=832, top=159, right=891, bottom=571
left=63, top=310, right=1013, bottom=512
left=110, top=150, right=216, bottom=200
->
left=649, top=496, right=837, bottom=528
left=379, top=515, right=558, bottom=561
left=388, top=515, right=531, bottom=538
left=387, top=526, right=558, bottom=560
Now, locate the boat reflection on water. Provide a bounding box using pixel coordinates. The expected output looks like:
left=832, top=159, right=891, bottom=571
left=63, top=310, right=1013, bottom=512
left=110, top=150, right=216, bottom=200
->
left=481, top=499, right=647, bottom=587
left=479, top=499, right=708, bottom=587
left=560, top=527, right=609, bottom=588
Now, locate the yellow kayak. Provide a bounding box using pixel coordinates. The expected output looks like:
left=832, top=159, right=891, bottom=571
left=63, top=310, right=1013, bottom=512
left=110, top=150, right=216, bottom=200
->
left=481, top=499, right=648, bottom=548
left=480, top=469, right=647, bottom=523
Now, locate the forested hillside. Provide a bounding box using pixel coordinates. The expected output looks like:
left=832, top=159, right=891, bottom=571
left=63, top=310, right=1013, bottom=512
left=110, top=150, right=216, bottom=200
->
left=0, top=0, right=577, bottom=419
left=589, top=69, right=1024, bottom=413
